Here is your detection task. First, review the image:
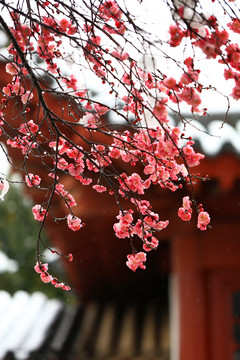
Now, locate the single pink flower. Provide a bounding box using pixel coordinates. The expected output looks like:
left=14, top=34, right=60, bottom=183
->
left=21, top=91, right=33, bottom=104
left=197, top=211, right=210, bottom=231
left=25, top=173, right=41, bottom=187
left=92, top=185, right=107, bottom=193
left=32, top=204, right=47, bottom=221
left=67, top=214, right=82, bottom=231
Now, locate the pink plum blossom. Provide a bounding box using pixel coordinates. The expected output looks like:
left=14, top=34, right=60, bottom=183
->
left=178, top=196, right=192, bottom=221
left=126, top=252, right=147, bottom=272
left=19, top=120, right=39, bottom=135
left=21, top=91, right=33, bottom=104
left=25, top=173, right=41, bottom=187
left=34, top=262, right=48, bottom=273
left=113, top=211, right=133, bottom=238
left=92, top=185, right=107, bottom=192
left=68, top=253, right=73, bottom=262
left=197, top=211, right=211, bottom=231
left=143, top=236, right=159, bottom=252
left=0, top=180, right=9, bottom=200
left=67, top=214, right=82, bottom=231
left=32, top=204, right=47, bottom=221
left=5, top=62, right=19, bottom=75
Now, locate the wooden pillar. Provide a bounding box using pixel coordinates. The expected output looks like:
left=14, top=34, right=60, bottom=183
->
left=170, top=233, right=208, bottom=360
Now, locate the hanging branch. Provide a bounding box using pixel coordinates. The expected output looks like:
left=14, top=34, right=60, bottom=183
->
left=0, top=0, right=239, bottom=289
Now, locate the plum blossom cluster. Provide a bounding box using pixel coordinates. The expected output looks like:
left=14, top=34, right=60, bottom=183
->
left=178, top=196, right=211, bottom=230
left=34, top=261, right=71, bottom=290
left=2, top=0, right=235, bottom=285
left=126, top=252, right=147, bottom=272
left=99, top=1, right=126, bottom=35
left=168, top=8, right=240, bottom=102
left=113, top=200, right=169, bottom=263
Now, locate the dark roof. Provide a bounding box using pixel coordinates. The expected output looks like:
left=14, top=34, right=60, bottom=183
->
left=0, top=291, right=169, bottom=360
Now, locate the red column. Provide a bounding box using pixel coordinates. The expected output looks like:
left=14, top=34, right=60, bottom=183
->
left=171, top=233, right=209, bottom=360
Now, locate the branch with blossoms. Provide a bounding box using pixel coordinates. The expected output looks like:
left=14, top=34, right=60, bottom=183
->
left=0, top=0, right=239, bottom=288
